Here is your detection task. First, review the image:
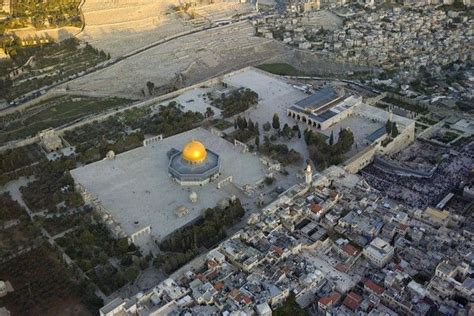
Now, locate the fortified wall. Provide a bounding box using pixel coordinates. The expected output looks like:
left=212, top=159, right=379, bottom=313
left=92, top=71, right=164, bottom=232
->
left=343, top=119, right=416, bottom=174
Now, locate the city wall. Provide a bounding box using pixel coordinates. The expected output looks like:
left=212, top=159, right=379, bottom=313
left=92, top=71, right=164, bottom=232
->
left=265, top=46, right=372, bottom=75
left=343, top=144, right=378, bottom=174
left=6, top=26, right=82, bottom=42
left=343, top=120, right=415, bottom=174
left=0, top=67, right=254, bottom=153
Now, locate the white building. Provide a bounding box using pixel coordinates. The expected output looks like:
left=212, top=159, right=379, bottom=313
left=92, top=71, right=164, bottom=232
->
left=363, top=237, right=394, bottom=267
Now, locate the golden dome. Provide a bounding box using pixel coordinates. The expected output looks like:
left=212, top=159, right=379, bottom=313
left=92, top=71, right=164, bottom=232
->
left=182, top=140, right=207, bottom=163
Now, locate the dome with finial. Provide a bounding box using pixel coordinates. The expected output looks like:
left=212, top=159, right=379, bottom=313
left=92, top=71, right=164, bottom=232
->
left=182, top=140, right=207, bottom=163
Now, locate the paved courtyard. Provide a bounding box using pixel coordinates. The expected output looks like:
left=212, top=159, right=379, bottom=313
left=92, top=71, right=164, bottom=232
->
left=71, top=127, right=268, bottom=244
left=320, top=115, right=384, bottom=157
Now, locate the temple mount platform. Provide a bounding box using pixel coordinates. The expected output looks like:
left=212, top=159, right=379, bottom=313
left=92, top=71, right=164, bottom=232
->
left=71, top=127, right=268, bottom=249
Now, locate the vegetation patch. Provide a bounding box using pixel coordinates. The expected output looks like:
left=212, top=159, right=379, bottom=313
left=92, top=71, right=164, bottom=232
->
left=432, top=130, right=460, bottom=144
left=259, top=140, right=301, bottom=166
left=20, top=159, right=83, bottom=212
left=39, top=212, right=85, bottom=237
left=210, top=88, right=258, bottom=117
left=156, top=200, right=245, bottom=274
left=304, top=128, right=354, bottom=169
left=57, top=219, right=147, bottom=295
left=210, top=118, right=233, bottom=131
left=0, top=192, right=28, bottom=221
left=0, top=246, right=101, bottom=315
left=273, top=295, right=308, bottom=316
left=0, top=96, right=130, bottom=145
left=225, top=116, right=259, bottom=143
left=0, top=144, right=44, bottom=175
left=1, top=38, right=109, bottom=103
left=257, top=63, right=307, bottom=76
left=1, top=0, right=82, bottom=31
left=417, top=116, right=438, bottom=126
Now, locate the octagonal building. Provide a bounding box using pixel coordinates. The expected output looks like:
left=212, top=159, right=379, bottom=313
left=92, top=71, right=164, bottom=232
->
left=168, top=140, right=220, bottom=185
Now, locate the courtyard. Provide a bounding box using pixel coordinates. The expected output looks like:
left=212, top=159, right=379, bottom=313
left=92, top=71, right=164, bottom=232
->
left=71, top=127, right=268, bottom=249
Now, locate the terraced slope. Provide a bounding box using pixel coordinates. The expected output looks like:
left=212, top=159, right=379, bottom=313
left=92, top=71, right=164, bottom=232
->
left=78, top=0, right=253, bottom=56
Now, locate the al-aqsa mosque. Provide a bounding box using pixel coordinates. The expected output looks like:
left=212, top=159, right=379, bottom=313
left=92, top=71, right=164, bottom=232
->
left=168, top=140, right=220, bottom=185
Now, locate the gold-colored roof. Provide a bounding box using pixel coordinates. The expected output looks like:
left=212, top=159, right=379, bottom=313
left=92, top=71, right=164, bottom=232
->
left=182, top=140, right=207, bottom=163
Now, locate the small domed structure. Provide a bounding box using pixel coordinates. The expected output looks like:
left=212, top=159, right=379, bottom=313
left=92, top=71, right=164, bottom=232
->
left=189, top=191, right=198, bottom=203
left=175, top=205, right=188, bottom=218
left=106, top=150, right=115, bottom=160
left=0, top=281, right=7, bottom=298
left=182, top=140, right=207, bottom=163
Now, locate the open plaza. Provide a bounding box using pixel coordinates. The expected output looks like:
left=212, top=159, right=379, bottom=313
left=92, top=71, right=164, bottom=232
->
left=71, top=127, right=269, bottom=250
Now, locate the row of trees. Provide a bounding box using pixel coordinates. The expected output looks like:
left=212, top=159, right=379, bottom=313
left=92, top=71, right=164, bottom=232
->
left=160, top=199, right=245, bottom=253
left=385, top=119, right=399, bottom=138
left=153, top=250, right=197, bottom=275
left=156, top=199, right=245, bottom=274
left=231, top=116, right=260, bottom=143
left=0, top=145, right=43, bottom=174
left=304, top=128, right=354, bottom=170
left=259, top=137, right=301, bottom=165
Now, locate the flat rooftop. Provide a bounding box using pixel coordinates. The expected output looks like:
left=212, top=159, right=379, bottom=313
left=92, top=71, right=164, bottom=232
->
left=71, top=128, right=267, bottom=241
left=294, top=87, right=341, bottom=111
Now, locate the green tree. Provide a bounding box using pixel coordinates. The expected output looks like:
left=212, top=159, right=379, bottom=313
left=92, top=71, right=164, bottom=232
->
left=263, top=121, right=271, bottom=131
left=282, top=123, right=293, bottom=138
left=385, top=119, right=392, bottom=135
left=335, top=128, right=354, bottom=153
left=272, top=113, right=280, bottom=130
left=205, top=107, right=215, bottom=118
left=391, top=122, right=399, bottom=137
left=146, top=81, right=155, bottom=95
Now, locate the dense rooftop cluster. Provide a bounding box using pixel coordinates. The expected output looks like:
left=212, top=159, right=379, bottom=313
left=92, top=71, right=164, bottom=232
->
left=101, top=161, right=474, bottom=315
left=256, top=7, right=473, bottom=103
